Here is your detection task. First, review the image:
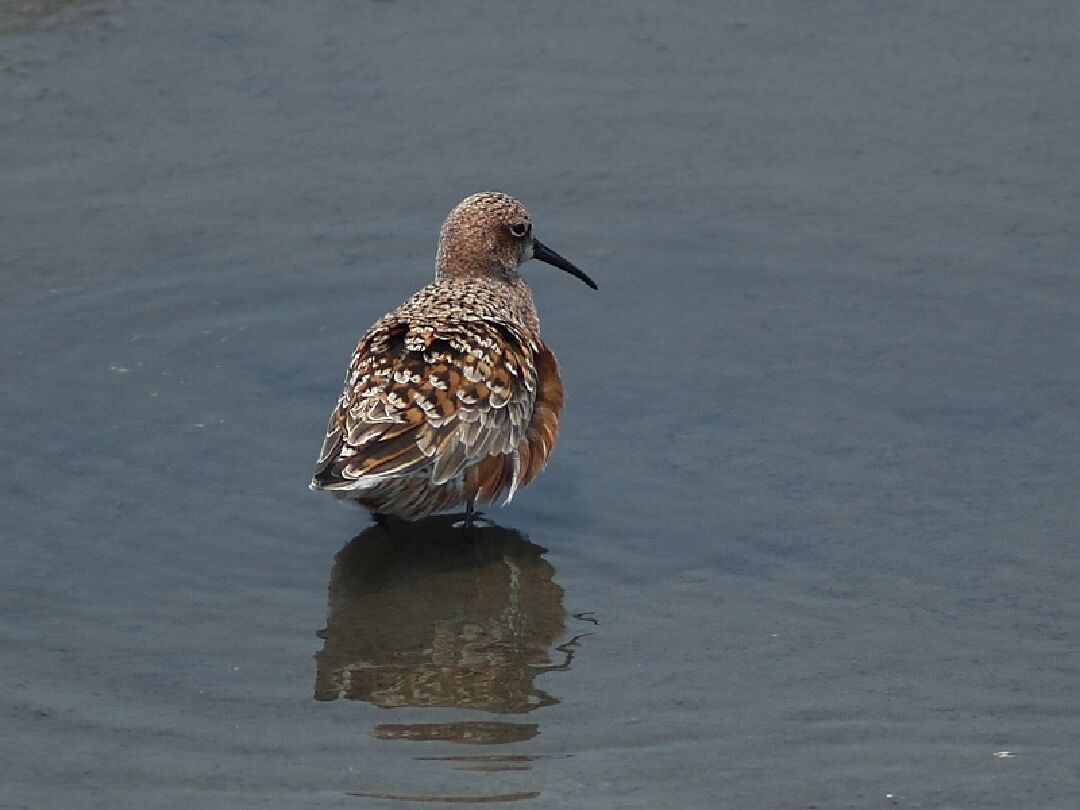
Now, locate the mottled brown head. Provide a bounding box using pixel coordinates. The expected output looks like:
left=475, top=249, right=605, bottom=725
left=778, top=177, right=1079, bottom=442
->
left=435, top=192, right=597, bottom=290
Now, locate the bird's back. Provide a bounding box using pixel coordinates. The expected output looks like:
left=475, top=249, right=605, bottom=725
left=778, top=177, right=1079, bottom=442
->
left=311, top=276, right=562, bottom=519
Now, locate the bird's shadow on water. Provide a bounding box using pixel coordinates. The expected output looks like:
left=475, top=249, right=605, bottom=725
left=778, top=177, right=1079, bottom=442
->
left=314, top=514, right=591, bottom=747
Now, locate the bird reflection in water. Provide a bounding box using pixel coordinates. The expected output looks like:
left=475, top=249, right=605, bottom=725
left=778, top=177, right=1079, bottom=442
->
left=315, top=516, right=587, bottom=747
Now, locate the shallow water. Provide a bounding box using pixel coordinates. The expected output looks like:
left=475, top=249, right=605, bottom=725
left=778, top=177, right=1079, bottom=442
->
left=3, top=2, right=1079, bottom=808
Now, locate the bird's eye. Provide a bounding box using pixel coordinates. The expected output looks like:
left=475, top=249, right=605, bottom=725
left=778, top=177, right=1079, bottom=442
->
left=509, top=223, right=530, bottom=238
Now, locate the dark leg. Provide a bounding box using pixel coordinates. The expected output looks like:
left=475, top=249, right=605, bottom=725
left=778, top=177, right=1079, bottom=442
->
left=464, top=499, right=475, bottom=530
left=371, top=511, right=390, bottom=528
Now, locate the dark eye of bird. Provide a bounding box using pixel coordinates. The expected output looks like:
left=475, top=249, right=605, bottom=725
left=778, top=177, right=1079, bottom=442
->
left=509, top=223, right=530, bottom=238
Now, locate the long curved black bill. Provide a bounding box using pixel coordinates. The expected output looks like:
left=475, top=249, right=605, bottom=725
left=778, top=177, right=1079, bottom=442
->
left=532, top=239, right=598, bottom=290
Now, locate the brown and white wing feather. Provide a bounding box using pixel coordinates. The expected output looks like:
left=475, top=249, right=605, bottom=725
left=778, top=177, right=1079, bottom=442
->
left=311, top=316, right=545, bottom=504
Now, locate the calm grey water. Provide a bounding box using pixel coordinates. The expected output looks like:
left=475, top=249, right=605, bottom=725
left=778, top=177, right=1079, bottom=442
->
left=3, top=2, right=1078, bottom=808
